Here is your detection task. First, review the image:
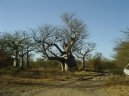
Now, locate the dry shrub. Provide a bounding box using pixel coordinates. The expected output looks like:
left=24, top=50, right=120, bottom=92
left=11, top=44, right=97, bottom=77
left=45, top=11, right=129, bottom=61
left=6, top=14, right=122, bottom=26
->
left=107, top=75, right=129, bottom=85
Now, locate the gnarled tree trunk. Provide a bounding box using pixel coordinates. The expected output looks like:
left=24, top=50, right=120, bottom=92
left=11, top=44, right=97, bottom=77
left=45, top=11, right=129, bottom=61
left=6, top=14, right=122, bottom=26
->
left=48, top=53, right=76, bottom=72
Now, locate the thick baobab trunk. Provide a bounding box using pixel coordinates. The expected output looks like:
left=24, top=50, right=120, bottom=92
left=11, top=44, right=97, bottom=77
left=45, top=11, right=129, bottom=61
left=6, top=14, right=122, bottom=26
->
left=66, top=54, right=77, bottom=70
left=60, top=55, right=77, bottom=72
left=48, top=54, right=76, bottom=72
left=61, top=62, right=68, bottom=72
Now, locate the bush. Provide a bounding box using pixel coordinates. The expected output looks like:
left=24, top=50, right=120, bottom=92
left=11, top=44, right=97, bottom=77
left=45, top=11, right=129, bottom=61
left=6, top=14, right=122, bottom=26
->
left=0, top=66, right=25, bottom=75
left=31, top=59, right=61, bottom=71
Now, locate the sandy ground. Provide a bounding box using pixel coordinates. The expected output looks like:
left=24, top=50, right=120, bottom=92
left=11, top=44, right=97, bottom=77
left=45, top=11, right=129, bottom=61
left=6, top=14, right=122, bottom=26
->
left=1, top=74, right=129, bottom=96
left=22, top=82, right=107, bottom=96
left=21, top=80, right=129, bottom=96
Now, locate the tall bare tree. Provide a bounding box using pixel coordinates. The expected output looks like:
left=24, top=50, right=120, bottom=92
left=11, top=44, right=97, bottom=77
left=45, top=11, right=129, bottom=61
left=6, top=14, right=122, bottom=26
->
left=75, top=42, right=95, bottom=70
left=1, top=31, right=34, bottom=67
left=32, top=13, right=89, bottom=71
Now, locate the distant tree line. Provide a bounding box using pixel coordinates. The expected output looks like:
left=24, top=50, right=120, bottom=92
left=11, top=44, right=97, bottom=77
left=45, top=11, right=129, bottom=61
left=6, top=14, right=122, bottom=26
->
left=0, top=13, right=95, bottom=71
left=0, top=13, right=127, bottom=74
left=0, top=31, right=34, bottom=68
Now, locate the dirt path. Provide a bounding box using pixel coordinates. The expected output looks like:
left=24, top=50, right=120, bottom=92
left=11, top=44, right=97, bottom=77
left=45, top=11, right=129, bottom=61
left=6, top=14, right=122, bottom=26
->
left=22, top=80, right=109, bottom=96
left=30, top=87, right=109, bottom=96
left=1, top=74, right=129, bottom=96
left=21, top=77, right=129, bottom=96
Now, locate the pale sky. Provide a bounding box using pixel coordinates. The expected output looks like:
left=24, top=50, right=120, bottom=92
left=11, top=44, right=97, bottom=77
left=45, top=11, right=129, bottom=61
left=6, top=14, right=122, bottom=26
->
left=0, top=0, right=129, bottom=59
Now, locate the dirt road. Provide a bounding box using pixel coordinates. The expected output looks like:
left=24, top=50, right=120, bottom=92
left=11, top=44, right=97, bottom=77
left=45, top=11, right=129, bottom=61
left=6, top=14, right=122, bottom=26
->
left=31, top=87, right=109, bottom=96
left=1, top=74, right=129, bottom=96
left=22, top=80, right=110, bottom=96
left=21, top=76, right=129, bottom=96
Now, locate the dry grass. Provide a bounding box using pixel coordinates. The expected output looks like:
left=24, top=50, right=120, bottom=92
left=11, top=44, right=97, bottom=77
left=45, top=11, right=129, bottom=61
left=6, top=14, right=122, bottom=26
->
left=1, top=68, right=129, bottom=96
left=0, top=69, right=76, bottom=96
left=106, top=75, right=129, bottom=86
left=0, top=68, right=78, bottom=86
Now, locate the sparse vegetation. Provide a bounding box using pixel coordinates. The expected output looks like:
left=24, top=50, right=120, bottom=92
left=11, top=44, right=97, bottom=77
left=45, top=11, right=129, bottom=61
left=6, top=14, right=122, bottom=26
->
left=0, top=13, right=129, bottom=96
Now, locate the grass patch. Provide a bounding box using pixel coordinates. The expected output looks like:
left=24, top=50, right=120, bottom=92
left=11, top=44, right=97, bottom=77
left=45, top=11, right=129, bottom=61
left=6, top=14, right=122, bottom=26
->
left=107, top=75, right=129, bottom=86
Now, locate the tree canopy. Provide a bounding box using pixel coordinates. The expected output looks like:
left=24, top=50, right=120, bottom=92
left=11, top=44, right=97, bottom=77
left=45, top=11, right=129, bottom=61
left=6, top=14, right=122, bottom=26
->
left=32, top=13, right=94, bottom=71
left=114, top=28, right=129, bottom=69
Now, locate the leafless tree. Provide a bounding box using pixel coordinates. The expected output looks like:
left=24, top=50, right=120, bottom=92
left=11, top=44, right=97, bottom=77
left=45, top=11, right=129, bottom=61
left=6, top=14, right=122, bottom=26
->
left=75, top=42, right=95, bottom=70
left=2, top=31, right=34, bottom=67
left=32, top=13, right=90, bottom=71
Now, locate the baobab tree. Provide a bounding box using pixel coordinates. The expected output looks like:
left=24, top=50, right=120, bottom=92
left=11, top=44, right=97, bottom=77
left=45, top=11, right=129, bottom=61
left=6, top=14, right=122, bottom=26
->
left=1, top=31, right=34, bottom=68
left=32, top=13, right=92, bottom=71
